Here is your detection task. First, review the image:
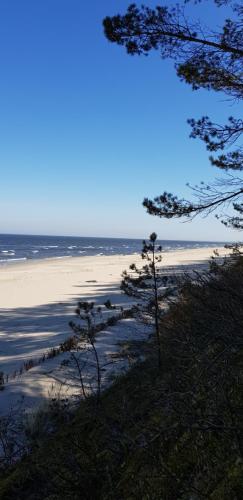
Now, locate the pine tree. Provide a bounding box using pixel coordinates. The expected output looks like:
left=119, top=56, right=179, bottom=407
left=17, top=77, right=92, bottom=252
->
left=104, top=1, right=243, bottom=228
left=121, top=233, right=171, bottom=367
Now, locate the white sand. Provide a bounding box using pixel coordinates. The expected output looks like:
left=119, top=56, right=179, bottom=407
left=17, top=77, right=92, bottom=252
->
left=0, top=247, right=229, bottom=309
left=0, top=246, right=230, bottom=415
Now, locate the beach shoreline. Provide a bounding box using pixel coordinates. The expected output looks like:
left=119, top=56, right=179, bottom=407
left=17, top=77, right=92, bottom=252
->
left=0, top=233, right=228, bottom=267
left=0, top=246, right=230, bottom=307
left=0, top=246, right=231, bottom=415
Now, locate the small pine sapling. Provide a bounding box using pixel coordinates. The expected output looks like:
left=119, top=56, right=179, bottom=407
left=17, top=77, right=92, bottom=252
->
left=121, top=233, right=170, bottom=368
left=69, top=302, right=102, bottom=404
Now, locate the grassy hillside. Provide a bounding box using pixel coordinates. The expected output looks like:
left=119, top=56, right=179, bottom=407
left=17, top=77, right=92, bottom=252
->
left=0, top=254, right=243, bottom=499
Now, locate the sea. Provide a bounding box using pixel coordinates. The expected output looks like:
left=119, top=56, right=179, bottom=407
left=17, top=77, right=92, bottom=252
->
left=0, top=234, right=228, bottom=266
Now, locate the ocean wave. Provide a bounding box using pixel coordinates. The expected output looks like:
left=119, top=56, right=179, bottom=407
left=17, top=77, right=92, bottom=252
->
left=0, top=257, right=27, bottom=263
left=32, top=250, right=39, bottom=253
left=44, top=255, right=72, bottom=260
left=68, top=246, right=77, bottom=249
left=42, top=246, right=59, bottom=249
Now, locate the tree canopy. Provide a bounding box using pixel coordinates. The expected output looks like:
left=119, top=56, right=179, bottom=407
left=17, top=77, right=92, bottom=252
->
left=103, top=1, right=243, bottom=229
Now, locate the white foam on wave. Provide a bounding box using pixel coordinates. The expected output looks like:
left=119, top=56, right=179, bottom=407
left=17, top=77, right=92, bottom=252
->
left=42, top=246, right=59, bottom=249
left=44, top=255, right=72, bottom=260
left=0, top=257, right=27, bottom=263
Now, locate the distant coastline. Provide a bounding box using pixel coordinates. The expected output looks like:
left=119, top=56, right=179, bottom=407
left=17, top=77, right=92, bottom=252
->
left=0, top=233, right=229, bottom=266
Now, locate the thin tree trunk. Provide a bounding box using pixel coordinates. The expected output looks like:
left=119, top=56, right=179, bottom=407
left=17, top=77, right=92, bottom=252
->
left=90, top=337, right=101, bottom=405
left=152, top=243, right=162, bottom=368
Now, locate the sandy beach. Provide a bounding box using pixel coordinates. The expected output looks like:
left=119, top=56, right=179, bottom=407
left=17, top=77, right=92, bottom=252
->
left=0, top=246, right=230, bottom=309
left=0, top=246, right=230, bottom=415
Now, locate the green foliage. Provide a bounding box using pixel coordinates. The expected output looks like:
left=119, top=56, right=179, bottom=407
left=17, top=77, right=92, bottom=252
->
left=1, top=255, right=243, bottom=498
left=104, top=299, right=116, bottom=310
left=104, top=1, right=243, bottom=229
left=121, top=233, right=170, bottom=367
left=69, top=301, right=103, bottom=403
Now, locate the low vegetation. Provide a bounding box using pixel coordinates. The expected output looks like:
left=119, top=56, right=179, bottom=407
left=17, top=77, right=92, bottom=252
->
left=0, top=252, right=242, bottom=499
left=121, top=232, right=171, bottom=368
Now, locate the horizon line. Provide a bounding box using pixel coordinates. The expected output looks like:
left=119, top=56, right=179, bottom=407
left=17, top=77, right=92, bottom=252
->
left=0, top=232, right=236, bottom=244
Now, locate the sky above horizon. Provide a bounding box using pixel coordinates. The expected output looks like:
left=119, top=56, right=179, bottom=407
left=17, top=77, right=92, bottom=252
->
left=0, top=0, right=242, bottom=242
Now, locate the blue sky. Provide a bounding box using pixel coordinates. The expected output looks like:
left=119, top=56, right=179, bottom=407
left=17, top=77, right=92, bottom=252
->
left=0, top=0, right=241, bottom=241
